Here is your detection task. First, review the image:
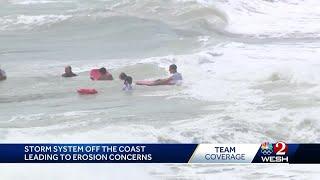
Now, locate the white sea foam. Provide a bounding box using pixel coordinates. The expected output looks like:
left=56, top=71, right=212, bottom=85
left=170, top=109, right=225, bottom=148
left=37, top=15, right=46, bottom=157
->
left=213, top=0, right=320, bottom=38
left=10, top=0, right=71, bottom=5
left=0, top=15, right=71, bottom=30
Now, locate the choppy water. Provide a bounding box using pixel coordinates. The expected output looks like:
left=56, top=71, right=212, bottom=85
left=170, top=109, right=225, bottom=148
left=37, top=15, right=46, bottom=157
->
left=1, top=0, right=320, bottom=179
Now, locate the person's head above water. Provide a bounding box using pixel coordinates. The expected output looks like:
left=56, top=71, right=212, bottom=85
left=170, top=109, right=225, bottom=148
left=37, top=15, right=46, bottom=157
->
left=119, top=72, right=127, bottom=80
left=0, top=66, right=6, bottom=81
left=62, top=65, right=77, bottom=77
left=96, top=67, right=113, bottom=80
left=119, top=72, right=132, bottom=85
left=169, top=64, right=177, bottom=74
left=65, top=66, right=72, bottom=73
left=99, top=67, right=107, bottom=74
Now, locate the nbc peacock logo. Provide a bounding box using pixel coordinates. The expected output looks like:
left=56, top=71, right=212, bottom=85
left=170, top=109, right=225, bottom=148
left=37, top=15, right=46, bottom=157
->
left=260, top=142, right=273, bottom=155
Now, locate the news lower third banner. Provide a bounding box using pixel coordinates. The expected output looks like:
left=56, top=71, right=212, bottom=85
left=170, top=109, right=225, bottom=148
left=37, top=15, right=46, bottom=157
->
left=0, top=142, right=319, bottom=164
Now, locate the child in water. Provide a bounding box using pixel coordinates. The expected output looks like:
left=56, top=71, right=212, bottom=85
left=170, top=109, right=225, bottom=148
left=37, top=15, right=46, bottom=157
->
left=119, top=72, right=133, bottom=91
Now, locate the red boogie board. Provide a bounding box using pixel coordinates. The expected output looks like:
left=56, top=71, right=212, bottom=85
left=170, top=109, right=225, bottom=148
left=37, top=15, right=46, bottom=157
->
left=90, top=69, right=101, bottom=80
left=77, top=88, right=98, bottom=95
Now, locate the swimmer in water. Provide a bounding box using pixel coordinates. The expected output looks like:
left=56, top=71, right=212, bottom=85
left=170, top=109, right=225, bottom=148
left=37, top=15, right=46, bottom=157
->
left=119, top=72, right=133, bottom=91
left=0, top=67, right=7, bottom=81
left=62, top=66, right=77, bottom=77
left=136, top=64, right=182, bottom=86
left=98, top=67, right=113, bottom=80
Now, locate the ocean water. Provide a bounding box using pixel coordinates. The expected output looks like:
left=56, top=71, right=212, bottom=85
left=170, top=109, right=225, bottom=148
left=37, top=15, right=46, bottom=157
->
left=1, top=0, right=320, bottom=179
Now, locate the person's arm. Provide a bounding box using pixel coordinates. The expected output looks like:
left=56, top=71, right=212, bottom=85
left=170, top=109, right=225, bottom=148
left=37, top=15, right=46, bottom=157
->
left=161, top=77, right=171, bottom=83
left=152, top=77, right=172, bottom=85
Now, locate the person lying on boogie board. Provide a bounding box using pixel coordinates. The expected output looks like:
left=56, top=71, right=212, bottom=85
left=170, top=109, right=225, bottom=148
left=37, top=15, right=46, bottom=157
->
left=136, top=64, right=182, bottom=86
left=97, top=67, right=113, bottom=80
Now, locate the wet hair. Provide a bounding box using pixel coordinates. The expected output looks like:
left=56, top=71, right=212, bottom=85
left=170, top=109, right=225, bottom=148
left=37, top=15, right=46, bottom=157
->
left=169, top=64, right=177, bottom=71
left=119, top=72, right=132, bottom=84
left=119, top=72, right=127, bottom=80
left=99, top=67, right=107, bottom=74
left=125, top=76, right=133, bottom=85
left=65, top=66, right=72, bottom=71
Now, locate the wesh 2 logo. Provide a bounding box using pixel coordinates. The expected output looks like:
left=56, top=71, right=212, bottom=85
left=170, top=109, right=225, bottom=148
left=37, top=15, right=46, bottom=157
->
left=260, top=141, right=289, bottom=163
